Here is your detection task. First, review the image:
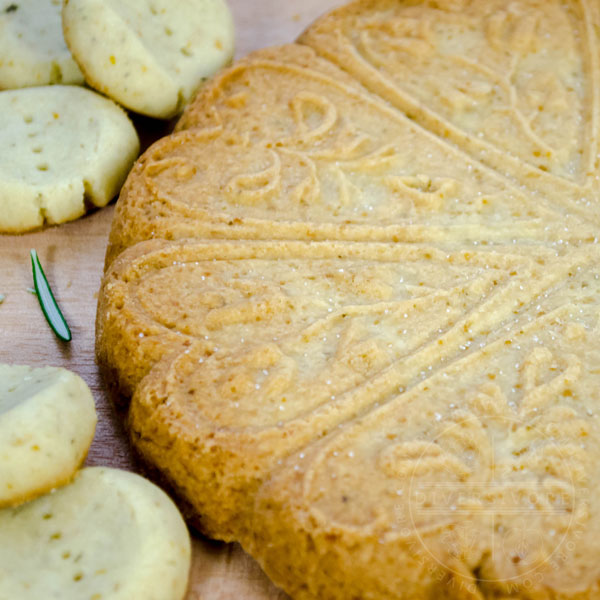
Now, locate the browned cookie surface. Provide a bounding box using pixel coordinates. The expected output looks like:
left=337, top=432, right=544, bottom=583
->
left=97, top=1, right=600, bottom=598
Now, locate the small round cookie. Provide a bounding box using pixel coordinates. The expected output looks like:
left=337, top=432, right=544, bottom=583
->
left=0, top=85, right=139, bottom=233
left=0, top=0, right=84, bottom=88
left=62, top=0, right=235, bottom=118
left=0, top=365, right=97, bottom=508
left=0, top=467, right=191, bottom=600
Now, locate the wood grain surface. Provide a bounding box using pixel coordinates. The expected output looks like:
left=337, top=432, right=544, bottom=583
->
left=0, top=2, right=342, bottom=597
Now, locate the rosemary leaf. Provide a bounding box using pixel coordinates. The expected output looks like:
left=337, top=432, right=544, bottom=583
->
left=30, top=249, right=71, bottom=342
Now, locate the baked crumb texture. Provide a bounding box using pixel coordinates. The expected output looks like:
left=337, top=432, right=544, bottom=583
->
left=97, top=2, right=600, bottom=598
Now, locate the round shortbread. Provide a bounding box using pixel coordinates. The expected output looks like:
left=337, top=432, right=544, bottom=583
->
left=96, top=0, right=600, bottom=596
left=0, top=85, right=139, bottom=233
left=0, top=365, right=97, bottom=508
left=0, top=467, right=191, bottom=600
left=0, top=0, right=84, bottom=89
left=62, top=0, right=234, bottom=119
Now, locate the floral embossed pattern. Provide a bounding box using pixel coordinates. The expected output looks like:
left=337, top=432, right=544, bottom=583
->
left=97, top=2, right=600, bottom=599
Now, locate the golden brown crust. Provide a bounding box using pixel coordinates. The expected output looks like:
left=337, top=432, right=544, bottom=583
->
left=97, top=1, right=600, bottom=598
left=121, top=240, right=546, bottom=540
left=105, top=44, right=367, bottom=267
left=248, top=307, right=600, bottom=598
left=299, top=0, right=600, bottom=203
left=177, top=44, right=364, bottom=132
left=104, top=39, right=593, bottom=269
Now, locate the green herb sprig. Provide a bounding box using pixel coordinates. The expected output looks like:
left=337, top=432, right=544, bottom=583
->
left=30, top=249, right=71, bottom=342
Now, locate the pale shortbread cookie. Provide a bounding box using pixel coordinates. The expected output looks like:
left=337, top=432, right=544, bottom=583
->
left=0, top=467, right=191, bottom=600
left=0, top=85, right=139, bottom=233
left=0, top=365, right=96, bottom=508
left=0, top=0, right=84, bottom=89
left=62, top=0, right=234, bottom=118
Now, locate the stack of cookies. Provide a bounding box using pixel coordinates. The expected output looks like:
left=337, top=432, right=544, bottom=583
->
left=0, top=364, right=191, bottom=600
left=0, top=0, right=234, bottom=232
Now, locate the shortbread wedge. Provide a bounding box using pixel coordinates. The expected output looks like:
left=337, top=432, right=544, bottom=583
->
left=0, top=365, right=96, bottom=508
left=0, top=467, right=191, bottom=600
left=105, top=43, right=592, bottom=267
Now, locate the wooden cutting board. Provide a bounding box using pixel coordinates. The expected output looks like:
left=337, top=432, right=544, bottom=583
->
left=0, top=1, right=342, bottom=597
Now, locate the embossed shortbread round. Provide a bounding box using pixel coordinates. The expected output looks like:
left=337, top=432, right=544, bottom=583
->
left=0, top=467, right=191, bottom=600
left=97, top=1, right=600, bottom=599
